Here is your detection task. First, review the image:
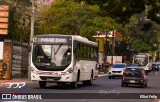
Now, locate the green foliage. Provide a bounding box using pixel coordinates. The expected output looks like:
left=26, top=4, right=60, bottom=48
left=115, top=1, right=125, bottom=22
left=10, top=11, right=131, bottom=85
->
left=74, top=0, right=146, bottom=23
left=0, top=0, right=159, bottom=58
left=74, top=0, right=160, bottom=24
left=146, top=0, right=160, bottom=24
left=0, top=0, right=30, bottom=42
left=36, top=0, right=122, bottom=40
left=126, top=12, right=160, bottom=54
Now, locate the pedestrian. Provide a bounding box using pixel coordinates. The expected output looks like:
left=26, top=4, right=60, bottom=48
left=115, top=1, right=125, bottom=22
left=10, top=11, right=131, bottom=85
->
left=101, top=62, right=104, bottom=70
left=96, top=61, right=100, bottom=70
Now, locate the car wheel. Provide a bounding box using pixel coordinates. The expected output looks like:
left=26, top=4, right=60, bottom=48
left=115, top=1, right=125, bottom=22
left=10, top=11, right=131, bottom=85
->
left=125, top=84, right=128, bottom=87
left=141, top=83, right=145, bottom=88
left=108, top=76, right=112, bottom=79
left=121, top=83, right=125, bottom=87
left=145, top=83, right=147, bottom=87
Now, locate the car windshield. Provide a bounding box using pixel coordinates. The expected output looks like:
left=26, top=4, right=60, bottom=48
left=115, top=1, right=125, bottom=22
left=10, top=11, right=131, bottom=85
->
left=112, top=64, right=125, bottom=68
left=127, top=64, right=138, bottom=67
left=125, top=68, right=142, bottom=77
left=152, top=64, right=158, bottom=67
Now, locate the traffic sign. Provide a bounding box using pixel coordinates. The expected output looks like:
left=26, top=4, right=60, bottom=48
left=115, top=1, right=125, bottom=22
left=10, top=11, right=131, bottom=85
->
left=123, top=55, right=127, bottom=60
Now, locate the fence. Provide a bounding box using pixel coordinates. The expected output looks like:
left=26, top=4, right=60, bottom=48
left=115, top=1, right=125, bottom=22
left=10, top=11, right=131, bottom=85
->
left=0, top=40, right=30, bottom=79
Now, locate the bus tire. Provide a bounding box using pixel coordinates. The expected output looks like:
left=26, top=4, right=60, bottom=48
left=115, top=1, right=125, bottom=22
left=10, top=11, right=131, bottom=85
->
left=39, top=81, right=46, bottom=88
left=87, top=71, right=93, bottom=86
left=71, top=71, right=80, bottom=88
left=108, top=76, right=112, bottom=79
left=82, top=81, right=88, bottom=86
left=71, top=82, right=78, bottom=89
left=145, top=71, right=149, bottom=75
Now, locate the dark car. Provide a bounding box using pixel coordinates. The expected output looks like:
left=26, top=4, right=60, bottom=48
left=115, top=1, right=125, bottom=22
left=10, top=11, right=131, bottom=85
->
left=152, top=63, right=159, bottom=71
left=121, top=68, right=148, bottom=88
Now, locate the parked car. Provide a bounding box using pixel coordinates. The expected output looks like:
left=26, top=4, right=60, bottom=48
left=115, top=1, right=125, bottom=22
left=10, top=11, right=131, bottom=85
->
left=127, top=63, right=139, bottom=68
left=108, top=63, right=126, bottom=79
left=121, top=67, right=148, bottom=88
left=152, top=62, right=160, bottom=71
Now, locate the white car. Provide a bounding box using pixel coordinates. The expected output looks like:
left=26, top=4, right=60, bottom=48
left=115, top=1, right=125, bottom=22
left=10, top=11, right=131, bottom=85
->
left=108, top=63, right=126, bottom=79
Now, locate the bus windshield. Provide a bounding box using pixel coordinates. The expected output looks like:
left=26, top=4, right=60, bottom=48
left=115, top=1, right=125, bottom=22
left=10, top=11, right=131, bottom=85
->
left=32, top=44, right=72, bottom=71
left=134, top=54, right=148, bottom=66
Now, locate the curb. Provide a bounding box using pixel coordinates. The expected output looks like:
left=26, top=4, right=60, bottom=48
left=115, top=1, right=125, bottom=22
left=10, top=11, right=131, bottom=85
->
left=98, top=74, right=108, bottom=77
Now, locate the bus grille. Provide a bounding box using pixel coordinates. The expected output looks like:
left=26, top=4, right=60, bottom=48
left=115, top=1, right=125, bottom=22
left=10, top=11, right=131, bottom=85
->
left=40, top=76, right=61, bottom=81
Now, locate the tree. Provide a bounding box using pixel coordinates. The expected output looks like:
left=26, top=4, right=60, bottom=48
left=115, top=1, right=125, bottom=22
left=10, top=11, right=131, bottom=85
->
left=146, top=0, right=160, bottom=24
left=0, top=0, right=30, bottom=42
left=36, top=0, right=122, bottom=40
left=126, top=12, right=160, bottom=54
left=74, top=0, right=160, bottom=24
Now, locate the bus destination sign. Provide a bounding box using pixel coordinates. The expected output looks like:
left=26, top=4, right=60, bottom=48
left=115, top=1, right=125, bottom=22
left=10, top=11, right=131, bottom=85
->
left=35, top=37, right=71, bottom=44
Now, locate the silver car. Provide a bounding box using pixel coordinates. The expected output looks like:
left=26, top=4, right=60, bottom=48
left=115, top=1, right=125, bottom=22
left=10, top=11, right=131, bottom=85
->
left=108, top=63, right=126, bottom=79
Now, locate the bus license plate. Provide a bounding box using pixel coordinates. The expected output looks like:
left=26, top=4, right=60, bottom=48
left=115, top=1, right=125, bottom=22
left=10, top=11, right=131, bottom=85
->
left=130, top=80, right=135, bottom=83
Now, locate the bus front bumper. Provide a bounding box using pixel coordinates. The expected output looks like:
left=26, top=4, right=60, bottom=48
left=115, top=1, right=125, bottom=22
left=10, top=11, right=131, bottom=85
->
left=31, top=73, right=75, bottom=82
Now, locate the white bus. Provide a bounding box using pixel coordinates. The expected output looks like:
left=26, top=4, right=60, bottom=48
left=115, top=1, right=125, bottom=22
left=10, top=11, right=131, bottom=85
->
left=133, top=53, right=152, bottom=74
left=30, top=34, right=98, bottom=88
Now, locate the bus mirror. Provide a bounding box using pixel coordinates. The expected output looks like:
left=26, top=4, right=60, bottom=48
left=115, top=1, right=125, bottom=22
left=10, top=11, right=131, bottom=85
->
left=28, top=45, right=31, bottom=52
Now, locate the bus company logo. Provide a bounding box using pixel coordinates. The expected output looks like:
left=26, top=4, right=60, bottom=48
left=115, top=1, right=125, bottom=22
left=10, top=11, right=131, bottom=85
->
left=0, top=80, right=26, bottom=89
left=0, top=80, right=28, bottom=92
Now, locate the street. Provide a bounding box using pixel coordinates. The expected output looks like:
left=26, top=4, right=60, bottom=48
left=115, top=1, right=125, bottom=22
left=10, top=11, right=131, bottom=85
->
left=1, top=70, right=160, bottom=102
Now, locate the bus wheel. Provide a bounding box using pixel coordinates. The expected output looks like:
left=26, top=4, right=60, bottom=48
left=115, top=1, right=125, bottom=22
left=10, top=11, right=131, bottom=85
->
left=39, top=81, right=46, bottom=88
left=71, top=82, right=78, bottom=88
left=87, top=71, right=93, bottom=86
left=82, top=81, right=88, bottom=86
left=71, top=72, right=79, bottom=88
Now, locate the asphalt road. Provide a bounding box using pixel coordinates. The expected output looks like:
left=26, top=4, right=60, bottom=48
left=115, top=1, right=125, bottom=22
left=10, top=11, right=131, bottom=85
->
left=1, top=70, right=160, bottom=102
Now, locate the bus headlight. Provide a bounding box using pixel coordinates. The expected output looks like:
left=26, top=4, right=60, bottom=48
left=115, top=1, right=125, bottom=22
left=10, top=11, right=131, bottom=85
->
left=30, top=67, right=37, bottom=75
left=65, top=68, right=73, bottom=75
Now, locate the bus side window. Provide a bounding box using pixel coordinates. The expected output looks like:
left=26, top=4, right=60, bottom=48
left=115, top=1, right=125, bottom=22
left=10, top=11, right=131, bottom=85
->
left=73, top=42, right=77, bottom=52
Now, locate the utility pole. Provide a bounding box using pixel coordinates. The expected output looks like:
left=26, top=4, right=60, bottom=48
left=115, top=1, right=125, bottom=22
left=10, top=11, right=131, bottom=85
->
left=28, top=0, right=35, bottom=80
left=112, top=30, right=115, bottom=55
left=111, top=30, right=115, bottom=64
left=30, top=0, right=35, bottom=42
left=104, top=32, right=109, bottom=70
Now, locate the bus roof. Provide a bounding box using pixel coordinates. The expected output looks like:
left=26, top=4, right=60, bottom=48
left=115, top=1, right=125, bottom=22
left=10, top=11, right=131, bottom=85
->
left=34, top=34, right=97, bottom=47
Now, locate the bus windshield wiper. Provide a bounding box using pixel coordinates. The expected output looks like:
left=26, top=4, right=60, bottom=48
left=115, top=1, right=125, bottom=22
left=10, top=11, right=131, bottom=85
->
left=55, top=43, right=63, bottom=55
